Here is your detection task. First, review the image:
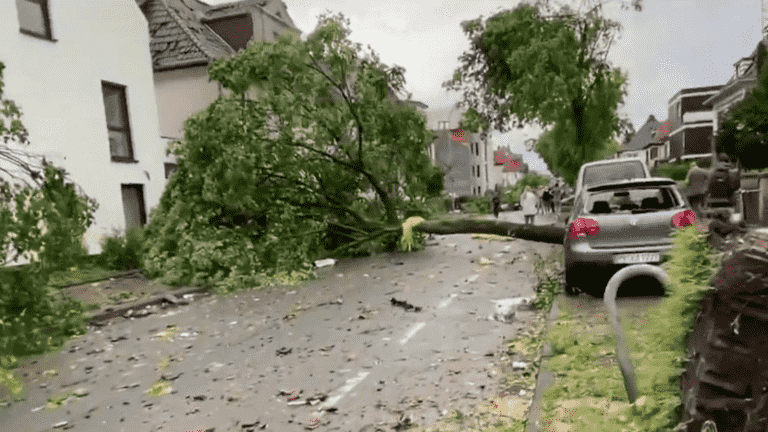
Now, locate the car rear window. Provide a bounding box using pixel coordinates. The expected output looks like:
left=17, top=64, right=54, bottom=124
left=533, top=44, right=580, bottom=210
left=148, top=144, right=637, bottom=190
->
left=585, top=186, right=680, bottom=214
left=583, top=162, right=645, bottom=188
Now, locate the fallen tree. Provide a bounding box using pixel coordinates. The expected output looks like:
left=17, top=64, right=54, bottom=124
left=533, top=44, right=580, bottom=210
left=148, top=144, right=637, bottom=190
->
left=410, top=217, right=566, bottom=245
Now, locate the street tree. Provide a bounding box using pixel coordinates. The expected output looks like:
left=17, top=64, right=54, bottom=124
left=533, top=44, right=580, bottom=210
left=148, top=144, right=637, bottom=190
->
left=717, top=43, right=768, bottom=171
left=444, top=0, right=641, bottom=185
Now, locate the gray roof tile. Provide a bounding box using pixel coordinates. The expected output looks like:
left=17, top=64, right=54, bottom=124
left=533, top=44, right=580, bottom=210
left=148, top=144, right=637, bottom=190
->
left=139, top=0, right=235, bottom=71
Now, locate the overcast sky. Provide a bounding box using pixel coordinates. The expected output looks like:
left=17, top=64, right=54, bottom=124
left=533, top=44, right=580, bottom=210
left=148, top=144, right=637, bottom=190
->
left=204, top=0, right=764, bottom=174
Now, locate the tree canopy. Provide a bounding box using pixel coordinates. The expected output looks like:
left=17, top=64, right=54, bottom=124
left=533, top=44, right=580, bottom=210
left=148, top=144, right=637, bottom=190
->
left=141, top=13, right=443, bottom=292
left=717, top=43, right=768, bottom=170
left=444, top=0, right=640, bottom=185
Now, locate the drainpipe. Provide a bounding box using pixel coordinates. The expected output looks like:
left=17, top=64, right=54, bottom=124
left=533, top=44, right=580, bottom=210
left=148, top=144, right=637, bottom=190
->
left=603, top=264, right=671, bottom=403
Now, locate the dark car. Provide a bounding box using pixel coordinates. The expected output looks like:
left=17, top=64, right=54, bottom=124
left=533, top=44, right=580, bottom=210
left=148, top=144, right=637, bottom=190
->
left=563, top=177, right=696, bottom=296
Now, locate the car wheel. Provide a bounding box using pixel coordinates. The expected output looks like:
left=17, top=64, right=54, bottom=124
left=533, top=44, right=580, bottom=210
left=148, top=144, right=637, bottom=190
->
left=564, top=266, right=582, bottom=296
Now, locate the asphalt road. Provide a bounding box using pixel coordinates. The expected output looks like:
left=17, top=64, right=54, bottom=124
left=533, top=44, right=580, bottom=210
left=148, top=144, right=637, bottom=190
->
left=1, top=212, right=562, bottom=432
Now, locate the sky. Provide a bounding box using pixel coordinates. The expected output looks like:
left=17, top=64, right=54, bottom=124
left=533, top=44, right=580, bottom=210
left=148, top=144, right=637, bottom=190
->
left=204, top=0, right=765, bottom=174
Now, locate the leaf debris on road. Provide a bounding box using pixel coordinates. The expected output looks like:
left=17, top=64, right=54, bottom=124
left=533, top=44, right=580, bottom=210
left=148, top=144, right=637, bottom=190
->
left=390, top=297, right=422, bottom=312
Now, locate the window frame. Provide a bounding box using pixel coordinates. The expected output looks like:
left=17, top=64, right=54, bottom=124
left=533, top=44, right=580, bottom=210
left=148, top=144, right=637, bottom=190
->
left=101, top=81, right=137, bottom=163
left=16, top=0, right=54, bottom=41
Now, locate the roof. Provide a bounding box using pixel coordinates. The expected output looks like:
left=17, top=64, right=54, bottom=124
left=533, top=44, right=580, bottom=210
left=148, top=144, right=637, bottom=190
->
left=704, top=38, right=768, bottom=107
left=138, top=0, right=300, bottom=72
left=139, top=0, right=235, bottom=71
left=667, top=85, right=724, bottom=105
left=621, top=114, right=662, bottom=152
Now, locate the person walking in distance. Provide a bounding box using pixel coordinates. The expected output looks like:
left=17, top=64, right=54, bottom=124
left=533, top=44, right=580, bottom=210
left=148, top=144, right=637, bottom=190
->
left=521, top=186, right=538, bottom=225
left=552, top=182, right=563, bottom=216
left=491, top=193, right=501, bottom=218
left=684, top=161, right=710, bottom=220
left=543, top=187, right=553, bottom=214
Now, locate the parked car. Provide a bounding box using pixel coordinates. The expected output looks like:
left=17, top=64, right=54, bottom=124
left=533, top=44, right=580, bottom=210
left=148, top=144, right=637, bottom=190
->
left=563, top=177, right=696, bottom=296
left=574, top=158, right=651, bottom=198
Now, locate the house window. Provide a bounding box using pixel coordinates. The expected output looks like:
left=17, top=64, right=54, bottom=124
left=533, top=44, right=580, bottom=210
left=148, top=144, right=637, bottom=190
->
left=121, top=184, right=147, bottom=230
left=102, top=82, right=135, bottom=162
left=476, top=164, right=481, bottom=178
left=164, top=163, right=178, bottom=179
left=475, top=143, right=479, bottom=156
left=650, top=147, right=659, bottom=159
left=16, top=0, right=53, bottom=40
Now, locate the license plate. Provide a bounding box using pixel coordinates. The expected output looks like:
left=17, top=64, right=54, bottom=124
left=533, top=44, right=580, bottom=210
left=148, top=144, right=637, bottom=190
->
left=612, top=253, right=660, bottom=264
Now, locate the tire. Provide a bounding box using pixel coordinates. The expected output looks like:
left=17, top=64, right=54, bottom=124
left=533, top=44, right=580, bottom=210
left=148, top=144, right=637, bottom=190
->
left=563, top=265, right=584, bottom=296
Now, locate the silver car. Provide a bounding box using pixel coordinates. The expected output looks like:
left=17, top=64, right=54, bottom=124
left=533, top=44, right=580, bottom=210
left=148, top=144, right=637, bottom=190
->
left=563, top=177, right=696, bottom=296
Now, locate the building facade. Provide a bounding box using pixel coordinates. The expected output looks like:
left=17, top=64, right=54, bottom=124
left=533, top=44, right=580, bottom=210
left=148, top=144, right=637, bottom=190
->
left=615, top=114, right=669, bottom=169
left=137, top=0, right=301, bottom=178
left=704, top=38, right=768, bottom=166
left=665, top=85, right=722, bottom=162
left=1, top=0, right=168, bottom=257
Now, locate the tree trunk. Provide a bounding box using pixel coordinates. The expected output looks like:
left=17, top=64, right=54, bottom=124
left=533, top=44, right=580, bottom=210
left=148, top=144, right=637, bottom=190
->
left=412, top=218, right=566, bottom=245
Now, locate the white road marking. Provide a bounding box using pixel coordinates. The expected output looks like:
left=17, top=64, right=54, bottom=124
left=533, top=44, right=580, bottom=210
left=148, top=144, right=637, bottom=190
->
left=311, top=370, right=370, bottom=418
left=399, top=322, right=426, bottom=345
left=437, top=293, right=459, bottom=309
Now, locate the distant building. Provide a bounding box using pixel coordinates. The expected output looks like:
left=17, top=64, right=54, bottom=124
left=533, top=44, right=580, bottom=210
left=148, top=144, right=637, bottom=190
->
left=615, top=114, right=669, bottom=168
left=1, top=0, right=167, bottom=258
left=665, top=85, right=722, bottom=163
left=704, top=38, right=768, bottom=167
left=491, top=146, right=527, bottom=190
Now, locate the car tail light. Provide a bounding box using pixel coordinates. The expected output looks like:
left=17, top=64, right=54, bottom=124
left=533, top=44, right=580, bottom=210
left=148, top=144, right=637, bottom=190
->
left=568, top=218, right=600, bottom=239
left=672, top=209, right=697, bottom=228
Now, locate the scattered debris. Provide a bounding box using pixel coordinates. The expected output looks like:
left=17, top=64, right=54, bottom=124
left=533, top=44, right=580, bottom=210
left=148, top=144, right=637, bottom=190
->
left=276, top=347, right=292, bottom=356
left=319, top=345, right=334, bottom=356
left=479, top=257, right=495, bottom=265
left=392, top=412, right=414, bottom=431
left=161, top=294, right=189, bottom=306
left=390, top=298, right=422, bottom=312
left=161, top=372, right=183, bottom=381
left=52, top=421, right=69, bottom=429
left=512, top=361, right=527, bottom=370
left=241, top=418, right=267, bottom=430
left=466, top=274, right=480, bottom=283
left=317, top=297, right=344, bottom=307
left=314, top=258, right=336, bottom=268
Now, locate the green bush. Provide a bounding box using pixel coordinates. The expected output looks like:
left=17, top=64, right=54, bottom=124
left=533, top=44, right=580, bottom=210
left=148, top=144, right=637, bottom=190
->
left=461, top=196, right=491, bottom=214
left=0, top=164, right=95, bottom=365
left=651, top=160, right=695, bottom=181
left=540, top=224, right=719, bottom=432
left=99, top=227, right=146, bottom=271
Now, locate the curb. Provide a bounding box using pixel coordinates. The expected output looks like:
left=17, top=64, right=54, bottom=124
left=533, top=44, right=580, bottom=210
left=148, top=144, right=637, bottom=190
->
left=525, top=294, right=562, bottom=432
left=85, top=285, right=211, bottom=323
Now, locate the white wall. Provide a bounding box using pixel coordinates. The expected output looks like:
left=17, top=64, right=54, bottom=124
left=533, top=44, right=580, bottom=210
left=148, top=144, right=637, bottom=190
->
left=682, top=111, right=714, bottom=123
left=154, top=66, right=221, bottom=140
left=0, top=0, right=167, bottom=257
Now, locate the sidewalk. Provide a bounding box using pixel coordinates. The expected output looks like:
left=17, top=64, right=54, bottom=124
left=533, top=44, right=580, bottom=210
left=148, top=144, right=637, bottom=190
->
left=525, top=221, right=768, bottom=432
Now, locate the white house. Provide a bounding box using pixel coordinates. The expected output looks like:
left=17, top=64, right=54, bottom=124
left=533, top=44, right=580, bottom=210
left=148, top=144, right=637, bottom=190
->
left=136, top=0, right=302, bottom=176
left=0, top=0, right=167, bottom=257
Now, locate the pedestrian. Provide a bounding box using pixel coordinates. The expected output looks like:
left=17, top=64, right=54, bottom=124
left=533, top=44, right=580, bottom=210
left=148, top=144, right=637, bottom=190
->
left=552, top=182, right=563, bottom=215
left=685, top=161, right=710, bottom=221
left=536, top=187, right=543, bottom=215
left=521, top=186, right=538, bottom=225
left=491, top=193, right=501, bottom=219
left=543, top=187, right=553, bottom=214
